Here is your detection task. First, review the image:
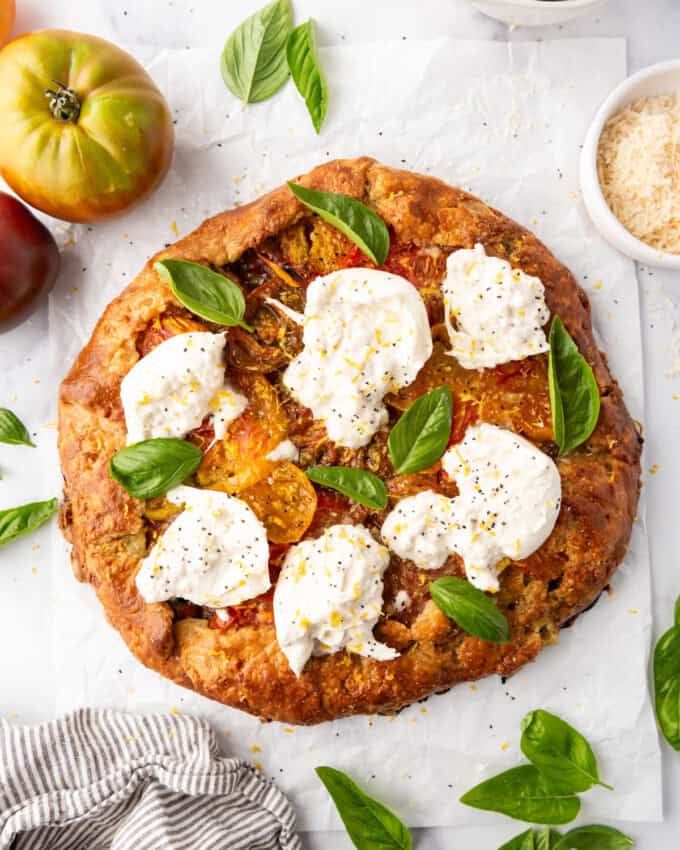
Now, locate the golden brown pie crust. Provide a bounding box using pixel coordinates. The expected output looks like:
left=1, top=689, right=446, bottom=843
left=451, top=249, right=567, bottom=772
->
left=58, top=158, right=641, bottom=724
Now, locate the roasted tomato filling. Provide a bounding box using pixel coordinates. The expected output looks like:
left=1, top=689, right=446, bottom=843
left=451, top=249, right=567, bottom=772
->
left=139, top=218, right=561, bottom=633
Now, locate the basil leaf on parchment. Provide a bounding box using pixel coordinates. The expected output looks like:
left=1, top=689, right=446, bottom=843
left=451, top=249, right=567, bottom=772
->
left=460, top=765, right=580, bottom=825
left=520, top=709, right=612, bottom=793
left=221, top=0, right=292, bottom=104
left=0, top=498, right=58, bottom=546
left=287, top=19, right=328, bottom=133
left=316, top=766, right=412, bottom=850
left=0, top=409, right=34, bottom=447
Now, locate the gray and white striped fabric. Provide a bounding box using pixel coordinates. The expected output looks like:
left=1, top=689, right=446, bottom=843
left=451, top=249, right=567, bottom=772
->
left=0, top=708, right=301, bottom=850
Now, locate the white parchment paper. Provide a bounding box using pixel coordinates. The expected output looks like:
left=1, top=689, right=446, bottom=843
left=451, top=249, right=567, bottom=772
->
left=0, top=36, right=661, bottom=830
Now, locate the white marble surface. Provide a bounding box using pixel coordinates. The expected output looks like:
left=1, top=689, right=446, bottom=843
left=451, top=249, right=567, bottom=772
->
left=2, top=1, right=680, bottom=848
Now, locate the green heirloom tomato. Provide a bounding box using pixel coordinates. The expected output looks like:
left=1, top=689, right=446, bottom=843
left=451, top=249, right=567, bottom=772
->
left=0, top=30, right=174, bottom=222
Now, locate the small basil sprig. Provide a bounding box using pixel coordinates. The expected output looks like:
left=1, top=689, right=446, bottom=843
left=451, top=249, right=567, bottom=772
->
left=500, top=826, right=632, bottom=850
left=306, top=466, right=387, bottom=509
left=553, top=826, right=633, bottom=850
left=109, top=438, right=203, bottom=500
left=0, top=498, right=58, bottom=546
left=429, top=577, right=510, bottom=644
left=287, top=19, right=328, bottom=133
left=460, top=765, right=580, bottom=825
left=0, top=409, right=34, bottom=447
left=520, top=710, right=612, bottom=793
left=316, top=766, right=412, bottom=850
left=500, top=827, right=561, bottom=850
left=221, top=0, right=292, bottom=104
left=155, top=259, right=252, bottom=331
left=388, top=385, right=452, bottom=475
left=287, top=182, right=390, bottom=265
left=653, top=594, right=680, bottom=750
left=548, top=317, right=600, bottom=455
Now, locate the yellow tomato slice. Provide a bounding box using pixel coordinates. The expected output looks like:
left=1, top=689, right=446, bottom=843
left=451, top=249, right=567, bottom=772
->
left=240, top=462, right=317, bottom=544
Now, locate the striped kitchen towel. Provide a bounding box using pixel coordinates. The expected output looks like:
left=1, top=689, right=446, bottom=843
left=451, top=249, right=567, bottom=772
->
left=0, top=708, right=301, bottom=850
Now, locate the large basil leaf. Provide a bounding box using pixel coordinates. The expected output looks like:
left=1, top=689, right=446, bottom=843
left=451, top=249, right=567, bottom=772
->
left=316, top=766, right=412, bottom=850
left=460, top=765, right=580, bottom=825
left=220, top=0, right=292, bottom=104
left=155, top=259, right=252, bottom=331
left=430, top=577, right=510, bottom=644
left=306, top=466, right=387, bottom=509
left=0, top=409, right=34, bottom=447
left=387, top=385, right=452, bottom=475
left=520, top=710, right=610, bottom=793
left=653, top=595, right=680, bottom=750
left=287, top=19, right=328, bottom=133
left=109, top=438, right=203, bottom=500
left=548, top=316, right=600, bottom=455
left=287, top=182, right=390, bottom=265
left=553, top=825, right=633, bottom=850
left=0, top=498, right=58, bottom=546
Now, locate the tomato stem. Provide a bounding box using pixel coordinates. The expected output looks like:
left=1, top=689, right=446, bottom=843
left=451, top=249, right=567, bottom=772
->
left=44, top=81, right=81, bottom=123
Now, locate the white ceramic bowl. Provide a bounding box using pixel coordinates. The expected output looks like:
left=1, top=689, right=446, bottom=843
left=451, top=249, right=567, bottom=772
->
left=580, top=60, right=680, bottom=270
left=471, top=0, right=607, bottom=27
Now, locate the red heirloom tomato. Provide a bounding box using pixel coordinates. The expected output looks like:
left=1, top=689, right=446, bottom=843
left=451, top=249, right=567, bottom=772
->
left=0, top=0, right=15, bottom=45
left=0, top=30, right=174, bottom=222
left=0, top=192, right=60, bottom=331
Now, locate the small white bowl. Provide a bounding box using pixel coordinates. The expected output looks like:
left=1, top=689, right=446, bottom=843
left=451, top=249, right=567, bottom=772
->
left=580, top=60, right=680, bottom=270
left=470, top=0, right=606, bottom=27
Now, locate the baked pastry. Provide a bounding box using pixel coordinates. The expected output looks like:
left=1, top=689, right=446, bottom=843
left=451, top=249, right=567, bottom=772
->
left=58, top=158, right=641, bottom=724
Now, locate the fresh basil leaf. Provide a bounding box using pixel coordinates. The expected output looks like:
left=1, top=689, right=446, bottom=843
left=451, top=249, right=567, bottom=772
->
left=0, top=498, right=58, bottom=546
left=316, top=766, right=412, bottom=850
left=287, top=182, right=390, bottom=265
left=155, top=259, right=252, bottom=331
left=520, top=709, right=610, bottom=793
left=220, top=0, right=292, bottom=104
left=306, top=466, right=387, bottom=509
left=109, top=438, right=203, bottom=500
left=554, top=825, right=633, bottom=850
left=0, top=409, right=34, bottom=447
left=653, top=597, right=680, bottom=750
left=460, top=765, right=580, bottom=825
left=287, top=19, right=328, bottom=133
left=430, top=577, right=510, bottom=644
left=388, top=385, right=452, bottom=475
left=548, top=316, right=600, bottom=455
left=499, top=829, right=536, bottom=850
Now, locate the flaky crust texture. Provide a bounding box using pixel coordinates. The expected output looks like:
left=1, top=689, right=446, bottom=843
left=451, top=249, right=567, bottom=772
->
left=58, top=158, right=642, bottom=724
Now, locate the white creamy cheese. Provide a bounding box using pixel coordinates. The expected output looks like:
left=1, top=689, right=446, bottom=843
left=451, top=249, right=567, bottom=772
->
left=443, top=243, right=550, bottom=370
left=265, top=438, right=300, bottom=462
left=381, top=423, right=561, bottom=591
left=136, top=485, right=270, bottom=608
left=382, top=489, right=460, bottom=570
left=121, top=331, right=247, bottom=444
left=273, top=524, right=398, bottom=676
left=283, top=268, right=432, bottom=449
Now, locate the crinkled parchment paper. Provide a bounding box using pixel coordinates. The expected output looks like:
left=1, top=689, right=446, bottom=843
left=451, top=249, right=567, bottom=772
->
left=0, top=36, right=661, bottom=829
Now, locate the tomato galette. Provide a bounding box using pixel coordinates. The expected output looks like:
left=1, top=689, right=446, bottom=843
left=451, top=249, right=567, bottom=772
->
left=58, top=158, right=641, bottom=724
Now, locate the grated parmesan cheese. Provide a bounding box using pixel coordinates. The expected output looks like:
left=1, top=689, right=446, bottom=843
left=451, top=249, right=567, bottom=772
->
left=597, top=94, right=680, bottom=254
